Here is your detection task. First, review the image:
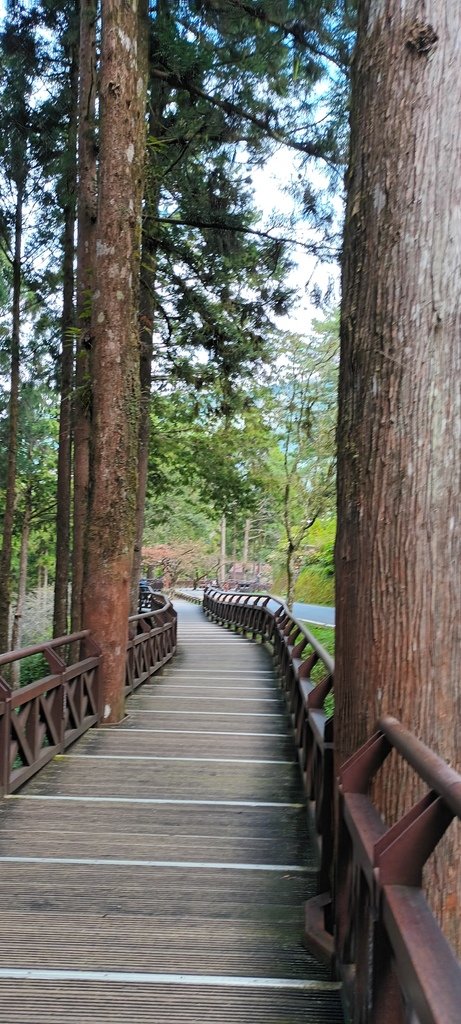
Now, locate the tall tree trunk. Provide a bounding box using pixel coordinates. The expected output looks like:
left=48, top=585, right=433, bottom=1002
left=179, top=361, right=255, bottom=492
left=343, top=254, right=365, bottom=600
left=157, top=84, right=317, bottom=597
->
left=0, top=179, right=24, bottom=654
left=130, top=189, right=160, bottom=612
left=83, top=0, right=149, bottom=724
left=11, top=488, right=32, bottom=688
left=336, top=0, right=460, bottom=949
left=54, top=40, right=78, bottom=638
left=71, top=0, right=97, bottom=633
left=130, top=35, right=171, bottom=612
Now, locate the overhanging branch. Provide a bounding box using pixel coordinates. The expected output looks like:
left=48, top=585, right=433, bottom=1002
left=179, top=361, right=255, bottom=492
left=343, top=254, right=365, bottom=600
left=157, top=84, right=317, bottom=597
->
left=150, top=67, right=336, bottom=163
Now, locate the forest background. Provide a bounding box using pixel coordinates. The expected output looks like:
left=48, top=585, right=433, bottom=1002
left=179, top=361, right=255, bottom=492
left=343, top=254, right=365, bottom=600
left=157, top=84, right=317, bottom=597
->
left=0, top=0, right=350, bottom=658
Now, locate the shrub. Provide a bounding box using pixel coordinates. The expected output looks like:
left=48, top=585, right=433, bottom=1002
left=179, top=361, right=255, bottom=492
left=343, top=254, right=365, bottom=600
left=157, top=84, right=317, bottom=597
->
left=20, top=653, right=50, bottom=687
left=294, top=565, right=334, bottom=605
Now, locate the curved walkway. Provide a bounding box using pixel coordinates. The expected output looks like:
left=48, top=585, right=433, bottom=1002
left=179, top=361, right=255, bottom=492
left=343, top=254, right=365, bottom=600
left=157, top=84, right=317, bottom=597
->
left=0, top=600, right=343, bottom=1022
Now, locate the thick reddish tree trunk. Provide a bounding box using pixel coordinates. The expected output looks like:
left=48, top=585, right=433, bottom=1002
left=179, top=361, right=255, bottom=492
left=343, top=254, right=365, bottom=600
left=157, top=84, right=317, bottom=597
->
left=336, top=0, right=460, bottom=948
left=71, top=0, right=97, bottom=633
left=83, top=0, right=149, bottom=724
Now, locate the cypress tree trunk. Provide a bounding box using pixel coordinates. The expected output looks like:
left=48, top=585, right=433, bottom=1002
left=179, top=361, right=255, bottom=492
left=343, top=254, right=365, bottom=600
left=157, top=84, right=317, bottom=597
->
left=71, top=0, right=97, bottom=633
left=336, top=0, right=460, bottom=949
left=0, top=178, right=24, bottom=654
left=83, top=0, right=149, bottom=724
left=54, top=39, right=78, bottom=638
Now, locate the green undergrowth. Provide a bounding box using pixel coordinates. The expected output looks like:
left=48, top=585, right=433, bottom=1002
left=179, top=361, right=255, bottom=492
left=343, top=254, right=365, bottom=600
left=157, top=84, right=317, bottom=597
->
left=301, top=622, right=335, bottom=718
left=294, top=565, right=334, bottom=605
left=20, top=653, right=50, bottom=686
left=303, top=624, right=335, bottom=658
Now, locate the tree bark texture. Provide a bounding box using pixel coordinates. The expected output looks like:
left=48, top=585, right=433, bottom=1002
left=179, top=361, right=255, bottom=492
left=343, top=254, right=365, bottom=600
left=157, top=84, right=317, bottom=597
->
left=0, top=180, right=23, bottom=655
left=54, top=41, right=78, bottom=639
left=336, top=0, right=460, bottom=948
left=72, top=0, right=97, bottom=633
left=83, top=0, right=149, bottom=724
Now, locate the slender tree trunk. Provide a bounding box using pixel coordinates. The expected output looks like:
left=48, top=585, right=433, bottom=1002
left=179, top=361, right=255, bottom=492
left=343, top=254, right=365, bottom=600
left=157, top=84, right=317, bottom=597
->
left=286, top=542, right=295, bottom=609
left=130, top=54, right=171, bottom=612
left=243, top=517, right=251, bottom=567
left=219, top=515, right=227, bottom=585
left=336, top=0, right=461, bottom=949
left=54, top=42, right=78, bottom=638
left=11, top=489, right=32, bottom=688
left=71, top=0, right=97, bottom=633
left=130, top=195, right=159, bottom=612
left=0, top=179, right=24, bottom=654
left=83, top=0, right=149, bottom=724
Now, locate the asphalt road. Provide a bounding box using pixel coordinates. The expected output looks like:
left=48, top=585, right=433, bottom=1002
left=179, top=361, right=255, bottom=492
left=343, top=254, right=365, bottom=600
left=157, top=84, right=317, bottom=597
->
left=292, top=602, right=335, bottom=627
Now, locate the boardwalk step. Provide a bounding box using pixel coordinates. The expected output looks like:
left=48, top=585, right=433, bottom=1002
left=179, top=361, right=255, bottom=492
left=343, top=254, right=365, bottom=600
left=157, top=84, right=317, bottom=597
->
left=0, top=979, right=344, bottom=1023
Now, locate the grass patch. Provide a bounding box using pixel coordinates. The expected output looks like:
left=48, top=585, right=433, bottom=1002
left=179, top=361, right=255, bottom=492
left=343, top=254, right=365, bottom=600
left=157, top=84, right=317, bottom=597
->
left=301, top=622, right=335, bottom=717
left=302, top=623, right=335, bottom=658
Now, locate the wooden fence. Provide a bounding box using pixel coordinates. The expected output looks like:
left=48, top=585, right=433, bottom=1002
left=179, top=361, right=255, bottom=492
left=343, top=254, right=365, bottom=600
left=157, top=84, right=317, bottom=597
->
left=0, top=594, right=177, bottom=796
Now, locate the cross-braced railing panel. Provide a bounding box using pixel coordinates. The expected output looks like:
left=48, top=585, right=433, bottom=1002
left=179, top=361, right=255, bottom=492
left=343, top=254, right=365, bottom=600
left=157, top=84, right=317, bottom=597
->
left=8, top=675, right=64, bottom=791
left=63, top=658, right=100, bottom=747
left=0, top=631, right=101, bottom=795
left=1, top=594, right=177, bottom=796
left=125, top=596, right=177, bottom=695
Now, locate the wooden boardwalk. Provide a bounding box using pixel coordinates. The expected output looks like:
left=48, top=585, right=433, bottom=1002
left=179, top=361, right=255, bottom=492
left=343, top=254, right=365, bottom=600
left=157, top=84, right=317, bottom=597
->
left=0, top=600, right=343, bottom=1023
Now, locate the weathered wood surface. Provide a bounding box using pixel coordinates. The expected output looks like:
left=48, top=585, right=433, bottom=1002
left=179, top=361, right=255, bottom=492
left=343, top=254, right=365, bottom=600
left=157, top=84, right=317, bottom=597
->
left=0, top=600, right=343, bottom=1022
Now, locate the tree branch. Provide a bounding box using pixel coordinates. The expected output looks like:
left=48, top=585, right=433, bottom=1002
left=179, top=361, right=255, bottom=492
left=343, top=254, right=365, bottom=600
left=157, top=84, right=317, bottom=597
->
left=154, top=214, right=312, bottom=251
left=150, top=67, right=336, bottom=163
left=222, top=0, right=345, bottom=70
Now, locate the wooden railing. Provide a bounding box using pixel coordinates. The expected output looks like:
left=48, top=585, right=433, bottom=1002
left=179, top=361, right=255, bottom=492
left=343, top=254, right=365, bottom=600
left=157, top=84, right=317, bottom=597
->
left=0, top=593, right=177, bottom=797
left=126, top=592, right=177, bottom=695
left=0, top=631, right=101, bottom=797
left=203, top=587, right=461, bottom=1024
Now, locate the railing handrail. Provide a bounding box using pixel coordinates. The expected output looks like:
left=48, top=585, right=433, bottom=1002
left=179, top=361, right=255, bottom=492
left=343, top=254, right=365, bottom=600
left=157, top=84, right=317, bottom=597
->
left=379, top=714, right=461, bottom=819
left=130, top=590, right=175, bottom=623
left=204, top=586, right=335, bottom=676
left=0, top=630, right=91, bottom=670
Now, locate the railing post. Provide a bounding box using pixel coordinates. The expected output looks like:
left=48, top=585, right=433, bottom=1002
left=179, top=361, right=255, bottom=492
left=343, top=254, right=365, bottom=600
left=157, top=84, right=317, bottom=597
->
left=0, top=677, right=12, bottom=797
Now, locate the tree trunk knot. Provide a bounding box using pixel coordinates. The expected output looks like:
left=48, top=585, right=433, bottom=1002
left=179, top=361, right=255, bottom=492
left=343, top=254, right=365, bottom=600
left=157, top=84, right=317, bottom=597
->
left=405, top=22, right=438, bottom=56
